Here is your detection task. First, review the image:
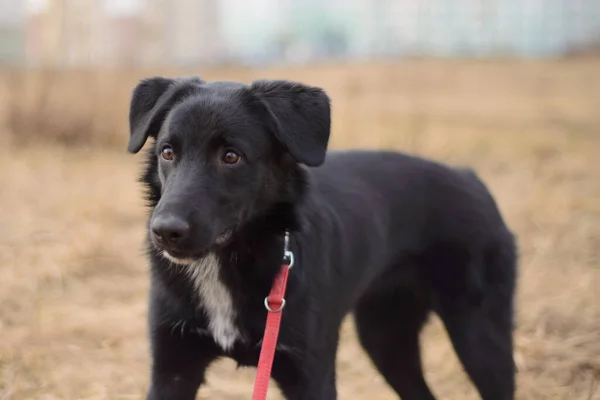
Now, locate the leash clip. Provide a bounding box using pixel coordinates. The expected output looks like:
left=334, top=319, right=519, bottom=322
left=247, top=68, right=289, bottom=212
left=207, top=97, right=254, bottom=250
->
left=263, top=230, right=294, bottom=313
left=283, top=230, right=294, bottom=269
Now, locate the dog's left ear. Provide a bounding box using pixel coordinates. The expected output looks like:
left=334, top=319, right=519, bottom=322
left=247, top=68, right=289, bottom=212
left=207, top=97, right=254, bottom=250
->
left=249, top=80, right=331, bottom=167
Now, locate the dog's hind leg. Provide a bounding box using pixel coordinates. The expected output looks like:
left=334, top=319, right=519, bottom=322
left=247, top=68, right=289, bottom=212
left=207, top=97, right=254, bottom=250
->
left=354, top=288, right=436, bottom=400
left=432, top=248, right=516, bottom=400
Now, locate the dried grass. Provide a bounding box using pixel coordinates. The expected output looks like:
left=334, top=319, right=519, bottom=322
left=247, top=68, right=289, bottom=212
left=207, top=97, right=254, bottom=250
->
left=0, top=59, right=599, bottom=399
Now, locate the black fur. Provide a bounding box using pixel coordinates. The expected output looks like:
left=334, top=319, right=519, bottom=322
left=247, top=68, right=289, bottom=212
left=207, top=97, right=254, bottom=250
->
left=128, top=76, right=517, bottom=400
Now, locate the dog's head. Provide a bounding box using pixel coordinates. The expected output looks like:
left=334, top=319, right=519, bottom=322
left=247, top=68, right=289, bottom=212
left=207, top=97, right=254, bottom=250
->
left=128, top=76, right=331, bottom=263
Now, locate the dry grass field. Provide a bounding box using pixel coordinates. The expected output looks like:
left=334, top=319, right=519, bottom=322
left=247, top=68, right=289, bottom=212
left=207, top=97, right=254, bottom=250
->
left=0, top=59, right=599, bottom=399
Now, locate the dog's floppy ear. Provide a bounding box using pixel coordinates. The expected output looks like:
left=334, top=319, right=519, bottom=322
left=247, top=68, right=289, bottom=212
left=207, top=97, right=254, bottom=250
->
left=249, top=80, right=331, bottom=166
left=128, top=76, right=203, bottom=153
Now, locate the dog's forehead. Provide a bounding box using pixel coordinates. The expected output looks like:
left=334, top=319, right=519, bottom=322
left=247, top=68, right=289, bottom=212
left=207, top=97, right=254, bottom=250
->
left=162, top=82, right=258, bottom=142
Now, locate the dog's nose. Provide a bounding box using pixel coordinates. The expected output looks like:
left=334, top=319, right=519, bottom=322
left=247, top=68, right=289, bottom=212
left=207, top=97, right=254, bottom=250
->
left=151, top=215, right=190, bottom=244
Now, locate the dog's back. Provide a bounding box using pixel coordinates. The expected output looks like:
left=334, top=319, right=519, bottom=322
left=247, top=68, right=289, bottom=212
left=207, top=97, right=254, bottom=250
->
left=309, top=150, right=517, bottom=399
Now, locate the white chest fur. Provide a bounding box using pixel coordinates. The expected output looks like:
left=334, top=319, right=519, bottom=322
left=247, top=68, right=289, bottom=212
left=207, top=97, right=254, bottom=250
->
left=189, top=253, right=240, bottom=351
left=164, top=251, right=240, bottom=351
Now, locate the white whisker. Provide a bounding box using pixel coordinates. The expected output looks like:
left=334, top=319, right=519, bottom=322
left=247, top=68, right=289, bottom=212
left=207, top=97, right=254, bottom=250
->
left=162, top=251, right=195, bottom=266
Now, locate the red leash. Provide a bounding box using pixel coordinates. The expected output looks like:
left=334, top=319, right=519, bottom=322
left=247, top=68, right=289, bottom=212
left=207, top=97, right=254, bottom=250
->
left=252, top=232, right=294, bottom=400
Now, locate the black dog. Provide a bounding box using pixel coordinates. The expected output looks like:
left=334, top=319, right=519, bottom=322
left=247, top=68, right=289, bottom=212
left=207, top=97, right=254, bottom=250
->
left=127, top=76, right=517, bottom=400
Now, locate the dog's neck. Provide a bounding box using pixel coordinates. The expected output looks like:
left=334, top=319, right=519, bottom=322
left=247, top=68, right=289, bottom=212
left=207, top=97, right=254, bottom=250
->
left=218, top=202, right=299, bottom=269
left=215, top=164, right=310, bottom=272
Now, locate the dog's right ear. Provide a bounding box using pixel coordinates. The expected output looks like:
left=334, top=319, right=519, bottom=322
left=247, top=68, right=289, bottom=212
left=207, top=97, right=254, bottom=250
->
left=128, top=76, right=203, bottom=153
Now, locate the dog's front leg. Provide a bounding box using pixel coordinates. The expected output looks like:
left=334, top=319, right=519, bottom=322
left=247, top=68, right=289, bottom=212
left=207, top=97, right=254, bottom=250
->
left=146, top=323, right=220, bottom=400
left=275, top=368, right=337, bottom=400
left=272, top=350, right=338, bottom=400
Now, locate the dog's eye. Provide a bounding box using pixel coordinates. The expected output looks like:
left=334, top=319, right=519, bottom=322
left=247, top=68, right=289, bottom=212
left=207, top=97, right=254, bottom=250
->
left=222, top=150, right=241, bottom=165
left=161, top=146, right=174, bottom=161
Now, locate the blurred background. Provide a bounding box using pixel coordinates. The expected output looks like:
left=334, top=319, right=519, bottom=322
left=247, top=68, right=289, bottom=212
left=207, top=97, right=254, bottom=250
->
left=0, top=0, right=599, bottom=399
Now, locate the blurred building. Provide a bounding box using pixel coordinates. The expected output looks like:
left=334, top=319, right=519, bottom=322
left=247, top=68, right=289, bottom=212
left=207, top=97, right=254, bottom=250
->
left=0, top=0, right=24, bottom=64
left=7, top=0, right=600, bottom=68
left=163, top=0, right=224, bottom=66
left=25, top=0, right=141, bottom=67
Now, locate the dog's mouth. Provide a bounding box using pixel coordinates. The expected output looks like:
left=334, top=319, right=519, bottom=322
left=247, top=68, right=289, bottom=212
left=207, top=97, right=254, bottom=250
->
left=161, top=250, right=198, bottom=266
left=154, top=228, right=234, bottom=265
left=214, top=228, right=233, bottom=246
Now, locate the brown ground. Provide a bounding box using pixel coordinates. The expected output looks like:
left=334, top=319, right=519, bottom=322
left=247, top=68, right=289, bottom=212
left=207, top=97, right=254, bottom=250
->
left=0, top=60, right=599, bottom=399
